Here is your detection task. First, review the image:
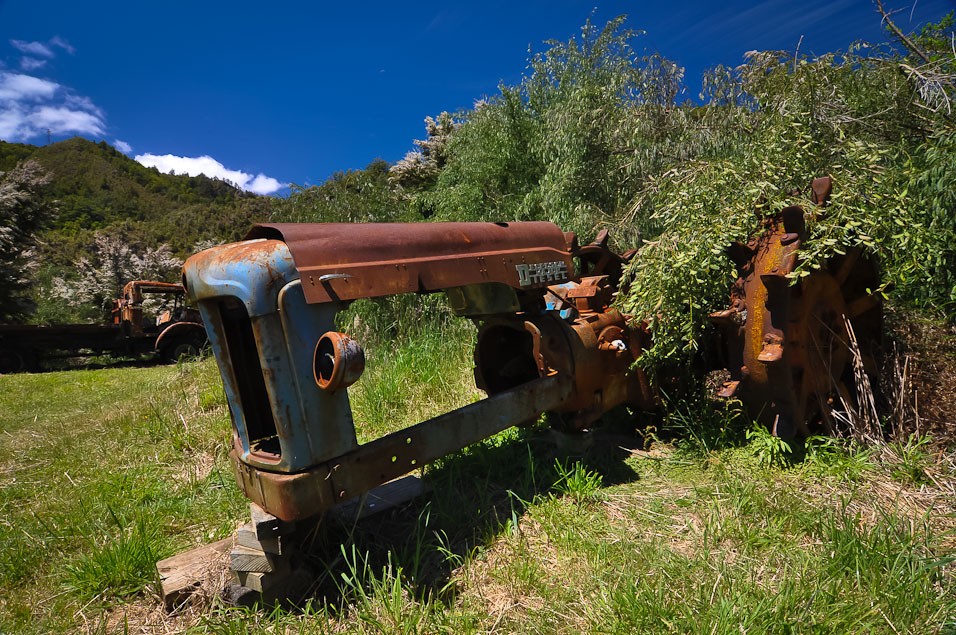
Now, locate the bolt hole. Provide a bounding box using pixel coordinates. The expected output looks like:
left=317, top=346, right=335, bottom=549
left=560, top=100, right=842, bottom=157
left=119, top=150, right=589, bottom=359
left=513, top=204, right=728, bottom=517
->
left=391, top=455, right=397, bottom=463
left=406, top=437, right=412, bottom=444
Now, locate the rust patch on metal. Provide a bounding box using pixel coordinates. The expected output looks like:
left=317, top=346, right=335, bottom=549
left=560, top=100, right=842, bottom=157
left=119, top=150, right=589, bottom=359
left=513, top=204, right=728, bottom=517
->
left=246, top=222, right=573, bottom=303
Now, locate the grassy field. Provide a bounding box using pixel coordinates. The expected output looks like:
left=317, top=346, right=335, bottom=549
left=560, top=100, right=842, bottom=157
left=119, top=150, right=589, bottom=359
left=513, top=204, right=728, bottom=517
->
left=1, top=327, right=954, bottom=634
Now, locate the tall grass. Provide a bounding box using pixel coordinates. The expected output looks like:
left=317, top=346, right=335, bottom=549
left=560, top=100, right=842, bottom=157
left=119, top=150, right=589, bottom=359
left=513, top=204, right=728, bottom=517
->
left=64, top=513, right=163, bottom=601
left=1, top=298, right=953, bottom=633
left=339, top=295, right=479, bottom=441
left=0, top=361, right=246, bottom=633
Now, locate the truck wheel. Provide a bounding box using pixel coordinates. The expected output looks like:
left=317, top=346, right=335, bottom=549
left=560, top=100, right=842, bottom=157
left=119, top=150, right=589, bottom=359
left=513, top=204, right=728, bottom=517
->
left=0, top=347, right=37, bottom=374
left=161, top=338, right=201, bottom=364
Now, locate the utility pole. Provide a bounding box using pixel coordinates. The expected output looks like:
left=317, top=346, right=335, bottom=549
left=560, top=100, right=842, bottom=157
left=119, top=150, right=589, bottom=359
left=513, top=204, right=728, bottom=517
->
left=46, top=129, right=52, bottom=145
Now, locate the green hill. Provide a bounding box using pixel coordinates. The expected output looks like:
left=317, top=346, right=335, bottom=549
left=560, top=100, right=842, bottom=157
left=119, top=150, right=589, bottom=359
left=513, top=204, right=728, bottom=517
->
left=0, top=137, right=273, bottom=260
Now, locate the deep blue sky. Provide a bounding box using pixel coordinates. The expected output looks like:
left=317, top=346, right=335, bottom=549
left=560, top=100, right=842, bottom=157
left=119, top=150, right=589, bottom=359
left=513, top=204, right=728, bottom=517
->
left=1, top=1, right=952, bottom=194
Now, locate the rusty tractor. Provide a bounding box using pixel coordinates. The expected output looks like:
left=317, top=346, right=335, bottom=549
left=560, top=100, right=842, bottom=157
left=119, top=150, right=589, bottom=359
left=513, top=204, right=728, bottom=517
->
left=181, top=177, right=881, bottom=526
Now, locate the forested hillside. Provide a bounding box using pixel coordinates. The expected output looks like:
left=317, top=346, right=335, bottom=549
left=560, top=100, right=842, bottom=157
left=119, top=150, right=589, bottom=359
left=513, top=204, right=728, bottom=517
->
left=0, top=137, right=273, bottom=321
left=0, top=137, right=272, bottom=255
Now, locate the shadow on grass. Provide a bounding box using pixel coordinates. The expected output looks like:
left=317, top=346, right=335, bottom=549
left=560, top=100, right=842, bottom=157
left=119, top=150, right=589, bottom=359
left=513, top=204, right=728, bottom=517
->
left=43, top=356, right=162, bottom=372
left=276, top=415, right=645, bottom=610
left=36, top=351, right=210, bottom=373
left=223, top=389, right=762, bottom=613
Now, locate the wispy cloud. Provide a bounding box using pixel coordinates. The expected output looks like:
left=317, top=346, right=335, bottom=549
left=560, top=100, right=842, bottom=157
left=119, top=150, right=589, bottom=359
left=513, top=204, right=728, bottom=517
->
left=49, top=36, right=75, bottom=55
left=10, top=39, right=54, bottom=58
left=0, top=73, right=58, bottom=101
left=32, top=106, right=104, bottom=136
left=134, top=153, right=285, bottom=195
left=19, top=57, right=47, bottom=71
left=677, top=0, right=866, bottom=51
left=2, top=34, right=101, bottom=141
left=0, top=71, right=104, bottom=140
left=7, top=36, right=75, bottom=88
left=9, top=37, right=74, bottom=58
left=113, top=139, right=132, bottom=154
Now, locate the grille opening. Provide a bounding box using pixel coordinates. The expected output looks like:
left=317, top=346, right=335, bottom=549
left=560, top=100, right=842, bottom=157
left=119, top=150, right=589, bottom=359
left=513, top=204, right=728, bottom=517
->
left=219, top=298, right=280, bottom=459
left=476, top=325, right=539, bottom=394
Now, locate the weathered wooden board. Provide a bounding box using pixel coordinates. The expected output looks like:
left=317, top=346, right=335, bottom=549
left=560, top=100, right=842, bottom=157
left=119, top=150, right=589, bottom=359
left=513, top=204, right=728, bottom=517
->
left=156, top=537, right=233, bottom=610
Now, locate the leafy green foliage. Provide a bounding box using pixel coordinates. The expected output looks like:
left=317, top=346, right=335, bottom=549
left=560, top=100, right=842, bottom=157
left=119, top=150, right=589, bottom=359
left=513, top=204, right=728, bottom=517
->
left=397, top=13, right=956, bottom=367
left=272, top=159, right=413, bottom=224
left=49, top=230, right=183, bottom=315
left=888, top=433, right=934, bottom=484
left=654, top=390, right=749, bottom=456
left=409, top=18, right=697, bottom=243
left=551, top=458, right=604, bottom=503
left=621, top=40, right=955, bottom=363
left=0, top=138, right=269, bottom=255
left=0, top=138, right=273, bottom=323
left=802, top=436, right=875, bottom=481
left=746, top=423, right=793, bottom=467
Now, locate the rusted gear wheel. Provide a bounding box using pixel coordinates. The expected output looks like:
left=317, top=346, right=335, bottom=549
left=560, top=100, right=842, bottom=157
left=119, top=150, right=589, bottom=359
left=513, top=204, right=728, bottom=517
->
left=785, top=249, right=882, bottom=436
left=572, top=229, right=636, bottom=288
left=711, top=204, right=882, bottom=438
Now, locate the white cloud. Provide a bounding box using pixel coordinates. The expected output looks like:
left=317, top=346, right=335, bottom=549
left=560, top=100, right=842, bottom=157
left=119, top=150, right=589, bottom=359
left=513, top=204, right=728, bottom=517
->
left=0, top=70, right=105, bottom=141
left=64, top=93, right=102, bottom=116
left=10, top=40, right=54, bottom=58
left=32, top=105, right=104, bottom=136
left=0, top=103, right=27, bottom=139
left=0, top=72, right=58, bottom=101
left=248, top=174, right=283, bottom=194
left=19, top=57, right=47, bottom=71
left=113, top=139, right=132, bottom=154
left=9, top=37, right=74, bottom=76
left=134, top=153, right=285, bottom=195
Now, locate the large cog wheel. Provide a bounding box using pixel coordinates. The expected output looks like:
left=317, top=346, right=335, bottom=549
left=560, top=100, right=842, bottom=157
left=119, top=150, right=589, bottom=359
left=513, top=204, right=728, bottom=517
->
left=710, top=179, right=882, bottom=438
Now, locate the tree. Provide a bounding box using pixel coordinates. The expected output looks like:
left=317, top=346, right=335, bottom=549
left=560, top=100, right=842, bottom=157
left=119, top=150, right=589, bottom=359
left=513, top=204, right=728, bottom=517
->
left=0, top=159, right=54, bottom=320
left=397, top=13, right=956, bottom=365
left=273, top=160, right=412, bottom=224
left=410, top=17, right=700, bottom=242
left=389, top=113, right=459, bottom=191
left=51, top=231, right=182, bottom=316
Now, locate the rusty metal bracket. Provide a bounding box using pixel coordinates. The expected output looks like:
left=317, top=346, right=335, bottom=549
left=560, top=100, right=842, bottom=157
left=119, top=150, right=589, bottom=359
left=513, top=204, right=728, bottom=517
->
left=231, top=374, right=572, bottom=521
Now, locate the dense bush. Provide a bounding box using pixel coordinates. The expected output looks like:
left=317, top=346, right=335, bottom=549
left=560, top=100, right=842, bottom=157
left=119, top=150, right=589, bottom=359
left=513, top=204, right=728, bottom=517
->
left=384, top=13, right=955, bottom=366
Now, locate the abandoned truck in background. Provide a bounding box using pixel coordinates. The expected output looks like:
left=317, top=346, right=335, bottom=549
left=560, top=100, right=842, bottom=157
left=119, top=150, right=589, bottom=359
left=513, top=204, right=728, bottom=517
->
left=0, top=280, right=207, bottom=373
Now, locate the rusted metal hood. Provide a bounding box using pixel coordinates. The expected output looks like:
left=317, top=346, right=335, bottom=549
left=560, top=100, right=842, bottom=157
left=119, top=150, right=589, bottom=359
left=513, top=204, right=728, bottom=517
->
left=246, top=221, right=573, bottom=304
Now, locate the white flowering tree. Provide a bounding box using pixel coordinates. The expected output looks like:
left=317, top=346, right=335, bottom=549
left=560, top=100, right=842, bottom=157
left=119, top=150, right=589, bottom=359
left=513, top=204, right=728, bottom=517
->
left=0, top=159, right=53, bottom=321
left=389, top=112, right=459, bottom=190
left=51, top=232, right=183, bottom=315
